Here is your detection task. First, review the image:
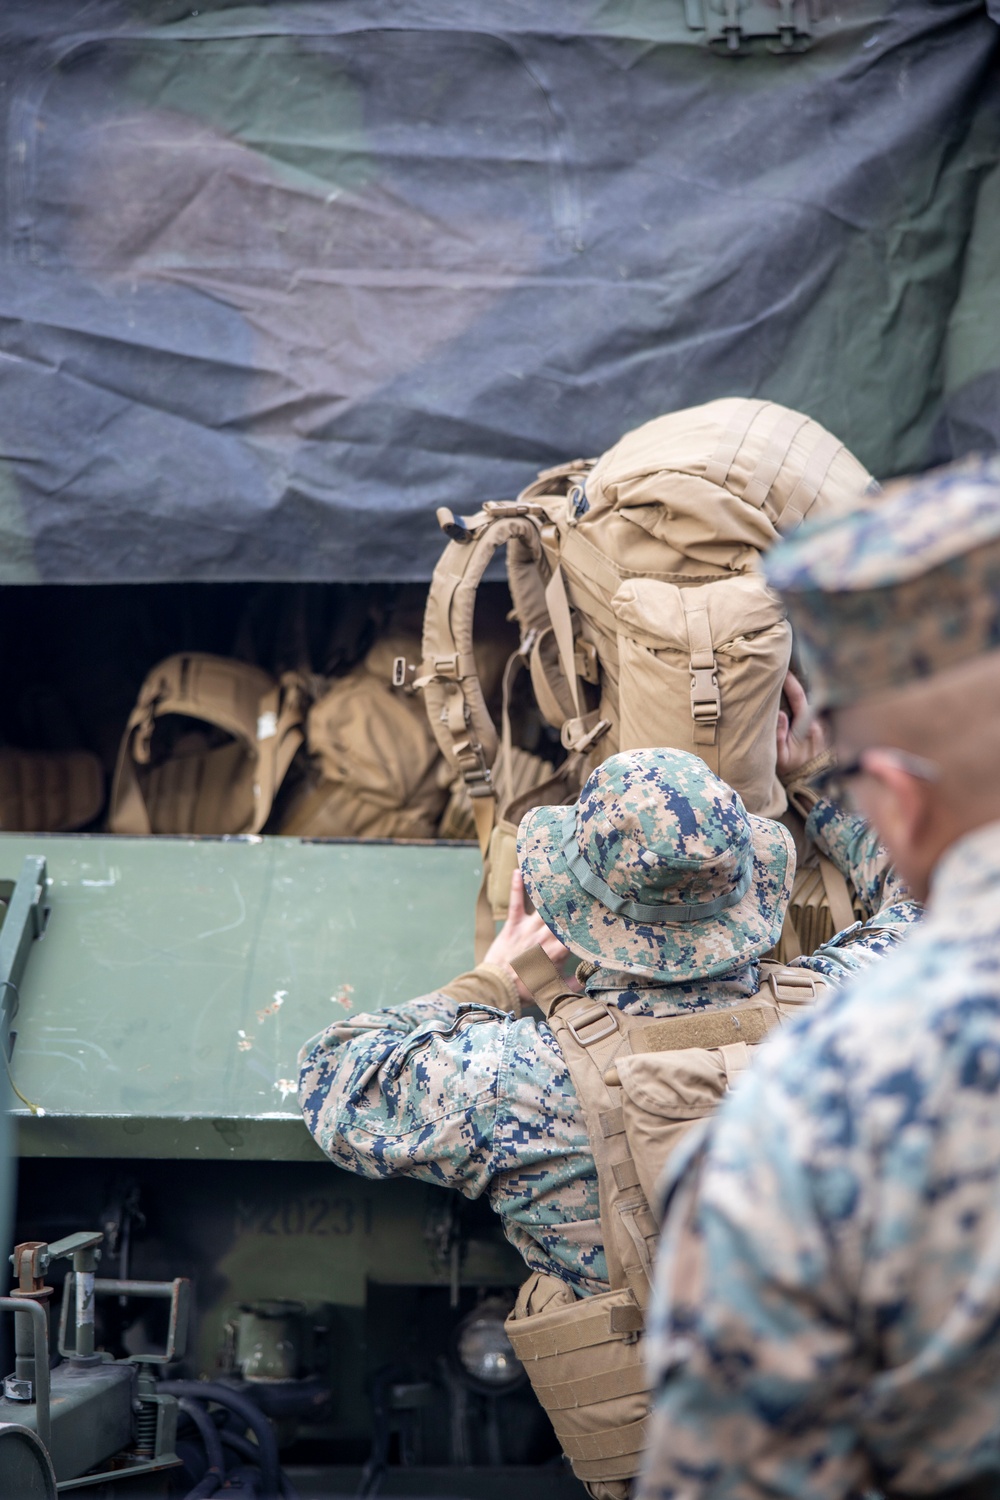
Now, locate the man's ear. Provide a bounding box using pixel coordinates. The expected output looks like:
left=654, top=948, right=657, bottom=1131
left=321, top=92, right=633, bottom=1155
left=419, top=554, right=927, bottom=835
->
left=856, top=749, right=935, bottom=886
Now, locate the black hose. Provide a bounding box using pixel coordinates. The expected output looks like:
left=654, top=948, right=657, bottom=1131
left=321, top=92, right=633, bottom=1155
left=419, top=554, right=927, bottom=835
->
left=218, top=1431, right=303, bottom=1500
left=183, top=1472, right=223, bottom=1500
left=158, top=1380, right=280, bottom=1497
left=178, top=1398, right=225, bottom=1477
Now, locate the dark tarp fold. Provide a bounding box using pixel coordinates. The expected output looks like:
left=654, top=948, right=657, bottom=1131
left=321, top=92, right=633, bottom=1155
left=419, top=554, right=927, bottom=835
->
left=1, top=0, right=998, bottom=582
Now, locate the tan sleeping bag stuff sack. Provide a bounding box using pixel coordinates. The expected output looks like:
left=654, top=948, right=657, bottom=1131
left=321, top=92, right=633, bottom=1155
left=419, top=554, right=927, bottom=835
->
left=505, top=948, right=824, bottom=1499
left=109, top=653, right=307, bottom=836
left=412, top=397, right=873, bottom=955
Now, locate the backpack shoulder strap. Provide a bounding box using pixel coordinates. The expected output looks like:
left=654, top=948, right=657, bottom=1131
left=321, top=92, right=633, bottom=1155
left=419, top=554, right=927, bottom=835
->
left=511, top=947, right=658, bottom=1304
left=416, top=507, right=553, bottom=855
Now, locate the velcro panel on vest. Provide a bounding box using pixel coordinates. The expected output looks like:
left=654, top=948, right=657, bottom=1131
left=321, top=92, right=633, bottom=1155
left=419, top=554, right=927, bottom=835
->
left=634, top=1004, right=774, bottom=1053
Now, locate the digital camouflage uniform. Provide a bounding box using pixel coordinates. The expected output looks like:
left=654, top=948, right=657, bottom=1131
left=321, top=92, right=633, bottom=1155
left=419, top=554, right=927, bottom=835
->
left=641, top=455, right=1000, bottom=1500
left=299, top=749, right=917, bottom=1299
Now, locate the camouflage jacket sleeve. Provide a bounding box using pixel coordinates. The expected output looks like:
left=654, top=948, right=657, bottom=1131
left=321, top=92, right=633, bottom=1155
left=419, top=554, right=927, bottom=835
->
left=805, top=796, right=907, bottom=917
left=297, top=978, right=508, bottom=1198
left=791, top=798, right=921, bottom=985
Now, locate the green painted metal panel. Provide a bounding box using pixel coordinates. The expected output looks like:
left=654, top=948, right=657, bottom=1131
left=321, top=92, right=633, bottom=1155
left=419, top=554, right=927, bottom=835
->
left=2, top=834, right=480, bottom=1159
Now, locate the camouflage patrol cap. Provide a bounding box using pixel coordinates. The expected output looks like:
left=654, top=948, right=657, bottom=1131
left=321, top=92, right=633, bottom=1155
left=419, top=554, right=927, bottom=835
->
left=517, top=748, right=794, bottom=982
left=763, top=455, right=1000, bottom=710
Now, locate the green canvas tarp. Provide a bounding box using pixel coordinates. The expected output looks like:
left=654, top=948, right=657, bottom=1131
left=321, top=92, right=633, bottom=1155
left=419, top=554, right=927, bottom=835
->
left=0, top=0, right=998, bottom=583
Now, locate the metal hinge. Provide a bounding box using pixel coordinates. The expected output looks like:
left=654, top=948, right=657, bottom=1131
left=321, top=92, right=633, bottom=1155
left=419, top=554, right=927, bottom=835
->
left=685, top=0, right=814, bottom=55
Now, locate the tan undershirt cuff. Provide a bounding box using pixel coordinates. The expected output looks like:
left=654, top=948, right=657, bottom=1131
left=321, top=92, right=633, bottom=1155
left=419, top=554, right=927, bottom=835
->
left=441, top=963, right=521, bottom=1017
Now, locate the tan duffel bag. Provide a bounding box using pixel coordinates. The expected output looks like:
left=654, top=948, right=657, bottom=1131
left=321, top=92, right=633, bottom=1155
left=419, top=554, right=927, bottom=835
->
left=109, top=653, right=307, bottom=836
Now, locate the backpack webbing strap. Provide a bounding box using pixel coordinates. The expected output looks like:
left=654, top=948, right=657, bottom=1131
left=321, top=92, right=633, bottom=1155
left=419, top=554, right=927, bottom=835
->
left=818, top=853, right=857, bottom=934
left=420, top=512, right=552, bottom=857
left=248, top=673, right=308, bottom=835
left=510, top=944, right=571, bottom=1014
left=702, top=399, right=770, bottom=487
left=741, top=407, right=811, bottom=510
left=513, top=946, right=653, bottom=1298
left=778, top=429, right=844, bottom=534
left=544, top=563, right=584, bottom=722
left=680, top=593, right=721, bottom=749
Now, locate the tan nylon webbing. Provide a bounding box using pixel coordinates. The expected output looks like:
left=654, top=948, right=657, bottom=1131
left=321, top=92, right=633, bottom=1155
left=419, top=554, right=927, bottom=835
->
left=741, top=408, right=811, bottom=510
left=536, top=1361, right=652, bottom=1413
left=544, top=563, right=583, bottom=721
left=702, top=399, right=769, bottom=487
left=510, top=944, right=568, bottom=1013
left=778, top=429, right=843, bottom=534
left=819, top=854, right=857, bottom=934
left=557, top=1415, right=650, bottom=1462
left=509, top=1303, right=637, bottom=1360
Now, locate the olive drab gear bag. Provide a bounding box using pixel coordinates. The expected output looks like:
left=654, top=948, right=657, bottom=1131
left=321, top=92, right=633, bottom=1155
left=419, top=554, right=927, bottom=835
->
left=504, top=946, right=826, bottom=1500
left=411, top=397, right=873, bottom=954
left=109, top=653, right=307, bottom=836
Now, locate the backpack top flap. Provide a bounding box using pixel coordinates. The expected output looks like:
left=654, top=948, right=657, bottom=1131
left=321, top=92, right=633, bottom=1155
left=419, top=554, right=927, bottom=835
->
left=580, top=398, right=874, bottom=576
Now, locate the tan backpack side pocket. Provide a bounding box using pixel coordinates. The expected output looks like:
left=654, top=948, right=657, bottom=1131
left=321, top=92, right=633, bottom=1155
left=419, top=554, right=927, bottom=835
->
left=610, top=572, right=791, bottom=818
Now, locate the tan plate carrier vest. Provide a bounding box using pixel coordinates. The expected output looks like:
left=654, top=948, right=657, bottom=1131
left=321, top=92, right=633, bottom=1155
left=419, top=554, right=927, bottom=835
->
left=411, top=398, right=871, bottom=958
left=504, top=946, right=826, bottom=1500
left=109, top=653, right=307, bottom=836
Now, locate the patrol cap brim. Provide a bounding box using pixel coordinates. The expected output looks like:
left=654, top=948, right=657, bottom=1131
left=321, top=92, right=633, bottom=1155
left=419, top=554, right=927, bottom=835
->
left=517, top=803, right=794, bottom=982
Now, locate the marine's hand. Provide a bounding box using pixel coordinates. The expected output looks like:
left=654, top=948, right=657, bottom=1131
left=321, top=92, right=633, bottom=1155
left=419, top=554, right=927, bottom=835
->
left=777, top=669, right=827, bottom=782
left=483, top=871, right=576, bottom=1003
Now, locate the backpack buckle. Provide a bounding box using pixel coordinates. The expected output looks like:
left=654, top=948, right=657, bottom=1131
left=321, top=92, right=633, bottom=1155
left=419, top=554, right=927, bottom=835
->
left=690, top=667, right=721, bottom=724
left=391, top=657, right=416, bottom=690
left=566, top=1002, right=618, bottom=1048
left=767, top=969, right=817, bottom=1006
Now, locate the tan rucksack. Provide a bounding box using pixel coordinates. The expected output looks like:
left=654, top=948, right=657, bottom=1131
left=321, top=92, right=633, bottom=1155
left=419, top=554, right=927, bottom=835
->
left=276, top=635, right=450, bottom=841
left=410, top=398, right=873, bottom=953
left=109, top=653, right=307, bottom=836
left=505, top=946, right=825, bottom=1499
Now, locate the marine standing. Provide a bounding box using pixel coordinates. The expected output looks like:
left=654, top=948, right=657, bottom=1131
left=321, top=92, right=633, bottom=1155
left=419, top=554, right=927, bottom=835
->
left=299, top=729, right=916, bottom=1494
left=641, top=456, right=1000, bottom=1500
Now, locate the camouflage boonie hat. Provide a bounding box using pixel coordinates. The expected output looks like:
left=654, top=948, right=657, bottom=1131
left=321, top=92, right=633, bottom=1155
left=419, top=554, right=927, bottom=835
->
left=517, top=748, right=794, bottom=982
left=763, top=455, right=1000, bottom=710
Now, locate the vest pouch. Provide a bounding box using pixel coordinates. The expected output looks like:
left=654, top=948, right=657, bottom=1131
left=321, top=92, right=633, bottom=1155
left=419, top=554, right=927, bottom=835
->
left=610, top=572, right=791, bottom=818
left=612, top=1049, right=729, bottom=1208
left=505, top=1270, right=650, bottom=1497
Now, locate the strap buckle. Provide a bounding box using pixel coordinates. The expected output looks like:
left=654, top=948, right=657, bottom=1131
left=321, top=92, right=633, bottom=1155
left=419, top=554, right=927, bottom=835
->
left=690, top=666, right=721, bottom=725
left=391, top=656, right=416, bottom=690
left=566, top=1002, right=619, bottom=1048
left=767, top=969, right=817, bottom=1006
left=561, top=715, right=612, bottom=754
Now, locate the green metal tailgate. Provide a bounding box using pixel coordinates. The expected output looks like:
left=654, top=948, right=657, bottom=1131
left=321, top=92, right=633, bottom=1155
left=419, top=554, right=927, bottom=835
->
left=2, top=835, right=480, bottom=1161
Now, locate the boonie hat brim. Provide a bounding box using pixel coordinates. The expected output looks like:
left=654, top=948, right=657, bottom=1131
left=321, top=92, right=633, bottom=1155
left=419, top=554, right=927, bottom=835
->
left=518, top=802, right=795, bottom=982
